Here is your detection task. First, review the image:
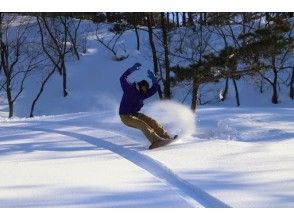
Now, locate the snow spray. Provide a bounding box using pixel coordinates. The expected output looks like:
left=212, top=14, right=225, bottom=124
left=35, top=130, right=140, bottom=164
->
left=144, top=100, right=196, bottom=138
left=92, top=94, right=119, bottom=112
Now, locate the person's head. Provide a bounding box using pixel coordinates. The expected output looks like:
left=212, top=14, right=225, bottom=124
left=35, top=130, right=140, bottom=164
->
left=137, top=80, right=149, bottom=94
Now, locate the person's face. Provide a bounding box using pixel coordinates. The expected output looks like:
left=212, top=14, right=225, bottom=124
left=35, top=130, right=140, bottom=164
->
left=140, top=85, right=148, bottom=94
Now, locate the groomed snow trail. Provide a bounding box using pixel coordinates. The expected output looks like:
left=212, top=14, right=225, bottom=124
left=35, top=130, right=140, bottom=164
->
left=4, top=125, right=230, bottom=208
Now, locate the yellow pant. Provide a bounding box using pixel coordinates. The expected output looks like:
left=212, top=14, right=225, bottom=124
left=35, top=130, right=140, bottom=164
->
left=120, top=113, right=171, bottom=144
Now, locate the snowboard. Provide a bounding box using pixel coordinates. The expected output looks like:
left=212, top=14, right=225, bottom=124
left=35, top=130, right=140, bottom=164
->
left=149, top=135, right=178, bottom=150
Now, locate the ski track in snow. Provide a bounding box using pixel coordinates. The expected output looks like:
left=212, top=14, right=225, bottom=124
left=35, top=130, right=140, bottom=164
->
left=3, top=125, right=230, bottom=208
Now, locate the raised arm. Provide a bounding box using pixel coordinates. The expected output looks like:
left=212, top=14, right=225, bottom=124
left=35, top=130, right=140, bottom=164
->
left=120, top=63, right=142, bottom=92
left=142, top=70, right=159, bottom=99
left=142, top=81, right=159, bottom=99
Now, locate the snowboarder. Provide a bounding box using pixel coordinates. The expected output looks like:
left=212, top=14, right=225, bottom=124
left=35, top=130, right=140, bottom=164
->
left=119, top=63, right=174, bottom=149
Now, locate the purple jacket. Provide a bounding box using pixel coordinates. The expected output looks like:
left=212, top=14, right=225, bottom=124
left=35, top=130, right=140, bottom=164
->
left=119, top=68, right=159, bottom=115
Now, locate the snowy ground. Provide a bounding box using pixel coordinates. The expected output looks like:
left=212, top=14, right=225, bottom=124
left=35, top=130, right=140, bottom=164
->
left=1, top=106, right=293, bottom=208
left=1, top=19, right=293, bottom=208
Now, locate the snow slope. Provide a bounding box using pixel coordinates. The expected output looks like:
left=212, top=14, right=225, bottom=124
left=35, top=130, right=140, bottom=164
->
left=0, top=19, right=293, bottom=208
left=0, top=106, right=293, bottom=207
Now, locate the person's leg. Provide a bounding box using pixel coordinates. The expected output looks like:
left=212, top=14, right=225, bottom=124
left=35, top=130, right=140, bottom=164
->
left=137, top=113, right=171, bottom=139
left=120, top=114, right=165, bottom=143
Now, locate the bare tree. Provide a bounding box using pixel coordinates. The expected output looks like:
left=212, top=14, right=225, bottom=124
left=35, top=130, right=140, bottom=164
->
left=134, top=24, right=140, bottom=51
left=61, top=17, right=82, bottom=60
left=0, top=14, right=42, bottom=118
left=125, top=13, right=142, bottom=51
left=147, top=13, right=163, bottom=99
left=36, top=15, right=73, bottom=97
left=95, top=22, right=129, bottom=61
left=29, top=65, right=56, bottom=117
left=160, top=12, right=171, bottom=99
left=188, top=13, right=194, bottom=27
left=30, top=15, right=82, bottom=117
left=176, top=12, right=180, bottom=28
left=182, top=13, right=187, bottom=27
left=172, top=13, right=175, bottom=26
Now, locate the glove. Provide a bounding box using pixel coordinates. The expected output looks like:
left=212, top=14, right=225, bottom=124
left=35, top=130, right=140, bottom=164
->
left=147, top=70, right=158, bottom=83
left=129, top=63, right=142, bottom=72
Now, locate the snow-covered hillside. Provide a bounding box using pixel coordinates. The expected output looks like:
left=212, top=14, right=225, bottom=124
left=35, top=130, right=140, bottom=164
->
left=0, top=19, right=292, bottom=119
left=0, top=19, right=293, bottom=208
left=0, top=107, right=293, bottom=207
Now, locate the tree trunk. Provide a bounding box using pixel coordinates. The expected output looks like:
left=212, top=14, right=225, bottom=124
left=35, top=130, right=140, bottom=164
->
left=221, top=78, right=229, bottom=101
left=105, top=13, right=110, bottom=22
left=272, top=85, right=278, bottom=104
left=260, top=77, right=263, bottom=93
left=166, top=12, right=170, bottom=28
left=203, top=12, right=207, bottom=25
left=182, top=12, right=187, bottom=27
left=30, top=68, right=56, bottom=117
left=232, top=79, right=240, bottom=107
left=62, top=61, right=68, bottom=97
left=176, top=12, right=180, bottom=27
left=147, top=13, right=162, bottom=99
left=39, top=16, right=69, bottom=97
left=65, top=18, right=81, bottom=61
left=147, top=14, right=158, bottom=74
left=2, top=74, right=14, bottom=118
left=290, top=68, right=294, bottom=99
left=6, top=80, right=13, bottom=118
left=188, top=12, right=194, bottom=26
left=191, top=79, right=199, bottom=112
left=272, top=70, right=278, bottom=104
left=172, top=12, right=175, bottom=25
left=134, top=25, right=140, bottom=51
left=161, top=12, right=171, bottom=99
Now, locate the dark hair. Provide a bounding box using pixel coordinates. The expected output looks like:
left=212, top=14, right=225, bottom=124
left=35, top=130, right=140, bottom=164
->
left=138, top=80, right=149, bottom=90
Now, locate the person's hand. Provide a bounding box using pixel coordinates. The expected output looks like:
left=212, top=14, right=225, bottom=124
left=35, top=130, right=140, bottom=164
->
left=129, top=63, right=142, bottom=72
left=147, top=70, right=158, bottom=83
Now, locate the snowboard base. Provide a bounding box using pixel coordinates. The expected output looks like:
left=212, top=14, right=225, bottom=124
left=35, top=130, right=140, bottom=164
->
left=149, top=135, right=178, bottom=150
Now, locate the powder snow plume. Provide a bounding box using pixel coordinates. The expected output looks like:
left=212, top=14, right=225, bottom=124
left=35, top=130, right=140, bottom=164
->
left=144, top=100, right=196, bottom=137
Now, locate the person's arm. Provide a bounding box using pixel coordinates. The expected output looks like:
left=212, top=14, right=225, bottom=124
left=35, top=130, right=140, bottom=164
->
left=120, top=69, right=132, bottom=92
left=142, top=70, right=159, bottom=99
left=142, top=81, right=159, bottom=99
left=120, top=63, right=141, bottom=92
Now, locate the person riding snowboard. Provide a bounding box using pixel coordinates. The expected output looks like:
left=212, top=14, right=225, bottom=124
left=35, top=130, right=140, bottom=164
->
left=119, top=63, right=174, bottom=149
